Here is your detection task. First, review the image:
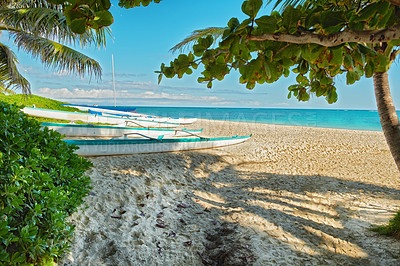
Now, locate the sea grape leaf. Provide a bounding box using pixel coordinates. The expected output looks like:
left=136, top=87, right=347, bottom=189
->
left=343, top=53, right=354, bottom=70
left=301, top=44, right=324, bottom=63
left=255, top=16, right=278, bottom=33
left=329, top=47, right=343, bottom=65
left=70, top=18, right=87, bottom=34
left=282, top=5, right=302, bottom=32
left=241, top=0, right=263, bottom=19
left=92, top=10, right=113, bottom=27
left=228, top=17, right=240, bottom=31
left=320, top=11, right=346, bottom=29
left=365, top=61, right=375, bottom=78
left=356, top=2, right=380, bottom=21
left=326, top=87, right=338, bottom=104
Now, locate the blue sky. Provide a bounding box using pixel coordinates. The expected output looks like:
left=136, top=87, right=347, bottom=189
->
left=5, top=0, right=400, bottom=109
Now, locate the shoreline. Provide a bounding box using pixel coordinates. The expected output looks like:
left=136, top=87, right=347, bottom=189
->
left=196, top=118, right=383, bottom=133
left=61, top=119, right=400, bottom=265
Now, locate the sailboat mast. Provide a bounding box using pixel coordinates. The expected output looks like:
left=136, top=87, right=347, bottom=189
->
left=112, top=54, right=116, bottom=107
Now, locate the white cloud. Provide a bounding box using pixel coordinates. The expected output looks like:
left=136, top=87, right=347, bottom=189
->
left=37, top=87, right=115, bottom=99
left=37, top=87, right=226, bottom=103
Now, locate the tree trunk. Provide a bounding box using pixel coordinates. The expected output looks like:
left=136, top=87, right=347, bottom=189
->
left=373, top=72, right=400, bottom=172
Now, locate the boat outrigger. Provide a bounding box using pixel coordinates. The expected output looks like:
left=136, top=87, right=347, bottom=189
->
left=64, top=134, right=251, bottom=156
left=22, top=107, right=180, bottom=128
left=42, top=122, right=203, bottom=138
left=65, top=104, right=197, bottom=125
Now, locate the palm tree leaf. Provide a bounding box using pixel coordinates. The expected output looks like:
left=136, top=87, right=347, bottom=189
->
left=0, top=7, right=108, bottom=48
left=266, top=0, right=308, bottom=9
left=170, top=27, right=227, bottom=54
left=0, top=42, right=30, bottom=94
left=12, top=32, right=102, bottom=79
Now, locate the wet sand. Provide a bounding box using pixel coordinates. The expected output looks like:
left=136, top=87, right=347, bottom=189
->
left=61, top=119, right=400, bottom=265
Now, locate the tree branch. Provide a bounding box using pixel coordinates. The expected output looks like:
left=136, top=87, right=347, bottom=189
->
left=248, top=24, right=400, bottom=46
left=387, top=0, right=400, bottom=6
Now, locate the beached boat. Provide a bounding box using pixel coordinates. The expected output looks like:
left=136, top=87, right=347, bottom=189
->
left=64, top=134, right=251, bottom=156
left=22, top=107, right=180, bottom=128
left=42, top=122, right=203, bottom=138
left=65, top=104, right=197, bottom=124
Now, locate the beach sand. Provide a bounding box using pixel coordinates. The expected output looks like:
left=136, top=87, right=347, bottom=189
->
left=61, top=119, right=400, bottom=265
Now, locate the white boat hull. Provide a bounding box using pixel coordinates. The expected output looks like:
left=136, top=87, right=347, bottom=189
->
left=66, top=105, right=197, bottom=124
left=22, top=107, right=180, bottom=128
left=42, top=122, right=202, bottom=138
left=64, top=135, right=251, bottom=156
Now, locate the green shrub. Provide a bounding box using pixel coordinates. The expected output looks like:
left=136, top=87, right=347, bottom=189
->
left=0, top=101, right=92, bottom=265
left=371, top=210, right=400, bottom=238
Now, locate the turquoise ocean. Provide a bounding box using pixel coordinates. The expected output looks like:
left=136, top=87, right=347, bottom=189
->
left=99, top=106, right=400, bottom=132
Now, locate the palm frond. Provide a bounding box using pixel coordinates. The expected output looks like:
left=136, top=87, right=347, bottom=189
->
left=7, top=0, right=62, bottom=10
left=266, top=0, right=308, bottom=10
left=12, top=32, right=102, bottom=79
left=0, top=7, right=108, bottom=48
left=170, top=27, right=227, bottom=54
left=0, top=0, right=12, bottom=8
left=0, top=42, right=30, bottom=94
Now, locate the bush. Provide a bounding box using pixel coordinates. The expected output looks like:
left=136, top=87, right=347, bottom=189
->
left=371, top=210, right=400, bottom=238
left=0, top=101, right=92, bottom=265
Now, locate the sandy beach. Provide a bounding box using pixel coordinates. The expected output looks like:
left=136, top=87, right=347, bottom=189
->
left=60, top=119, right=400, bottom=265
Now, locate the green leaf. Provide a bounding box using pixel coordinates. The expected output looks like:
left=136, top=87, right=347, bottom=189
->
left=241, top=0, right=263, bottom=19
left=365, top=61, right=375, bottom=78
left=298, top=60, right=309, bottom=74
left=358, top=44, right=376, bottom=56
left=343, top=53, right=354, bottom=70
left=255, top=16, right=278, bottom=33
left=10, top=252, right=25, bottom=263
left=305, top=9, right=322, bottom=29
left=0, top=247, right=10, bottom=262
left=263, top=60, right=272, bottom=78
left=389, top=39, right=400, bottom=46
left=228, top=17, right=240, bottom=31
left=346, top=70, right=359, bottom=85
left=70, top=18, right=87, bottom=34
left=320, top=11, right=346, bottom=29
left=282, top=5, right=302, bottom=32
left=348, top=22, right=364, bottom=31
left=377, top=7, right=395, bottom=28
left=326, top=87, right=338, bottom=104
left=93, top=10, right=114, bottom=27
left=376, top=53, right=391, bottom=72
left=329, top=47, right=343, bottom=65
left=301, top=44, right=325, bottom=63
left=357, top=2, right=380, bottom=21
left=352, top=48, right=365, bottom=66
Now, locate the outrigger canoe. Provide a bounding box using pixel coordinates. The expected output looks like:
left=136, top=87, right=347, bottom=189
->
left=42, top=122, right=203, bottom=138
left=64, top=134, right=251, bottom=156
left=65, top=104, right=197, bottom=125
left=22, top=107, right=180, bottom=128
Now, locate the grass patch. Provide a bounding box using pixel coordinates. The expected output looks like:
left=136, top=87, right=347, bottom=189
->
left=0, top=94, right=79, bottom=112
left=0, top=94, right=112, bottom=126
left=371, top=210, right=400, bottom=238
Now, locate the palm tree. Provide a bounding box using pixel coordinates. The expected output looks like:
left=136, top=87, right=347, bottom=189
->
left=0, top=0, right=108, bottom=95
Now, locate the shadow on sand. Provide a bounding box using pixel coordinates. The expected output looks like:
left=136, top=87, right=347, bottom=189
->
left=157, top=151, right=400, bottom=265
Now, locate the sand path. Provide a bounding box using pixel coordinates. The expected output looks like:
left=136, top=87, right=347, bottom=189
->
left=61, top=119, right=400, bottom=265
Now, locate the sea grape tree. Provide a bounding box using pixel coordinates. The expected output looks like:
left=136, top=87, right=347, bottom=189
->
left=46, top=0, right=162, bottom=33
left=158, top=0, right=400, bottom=172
